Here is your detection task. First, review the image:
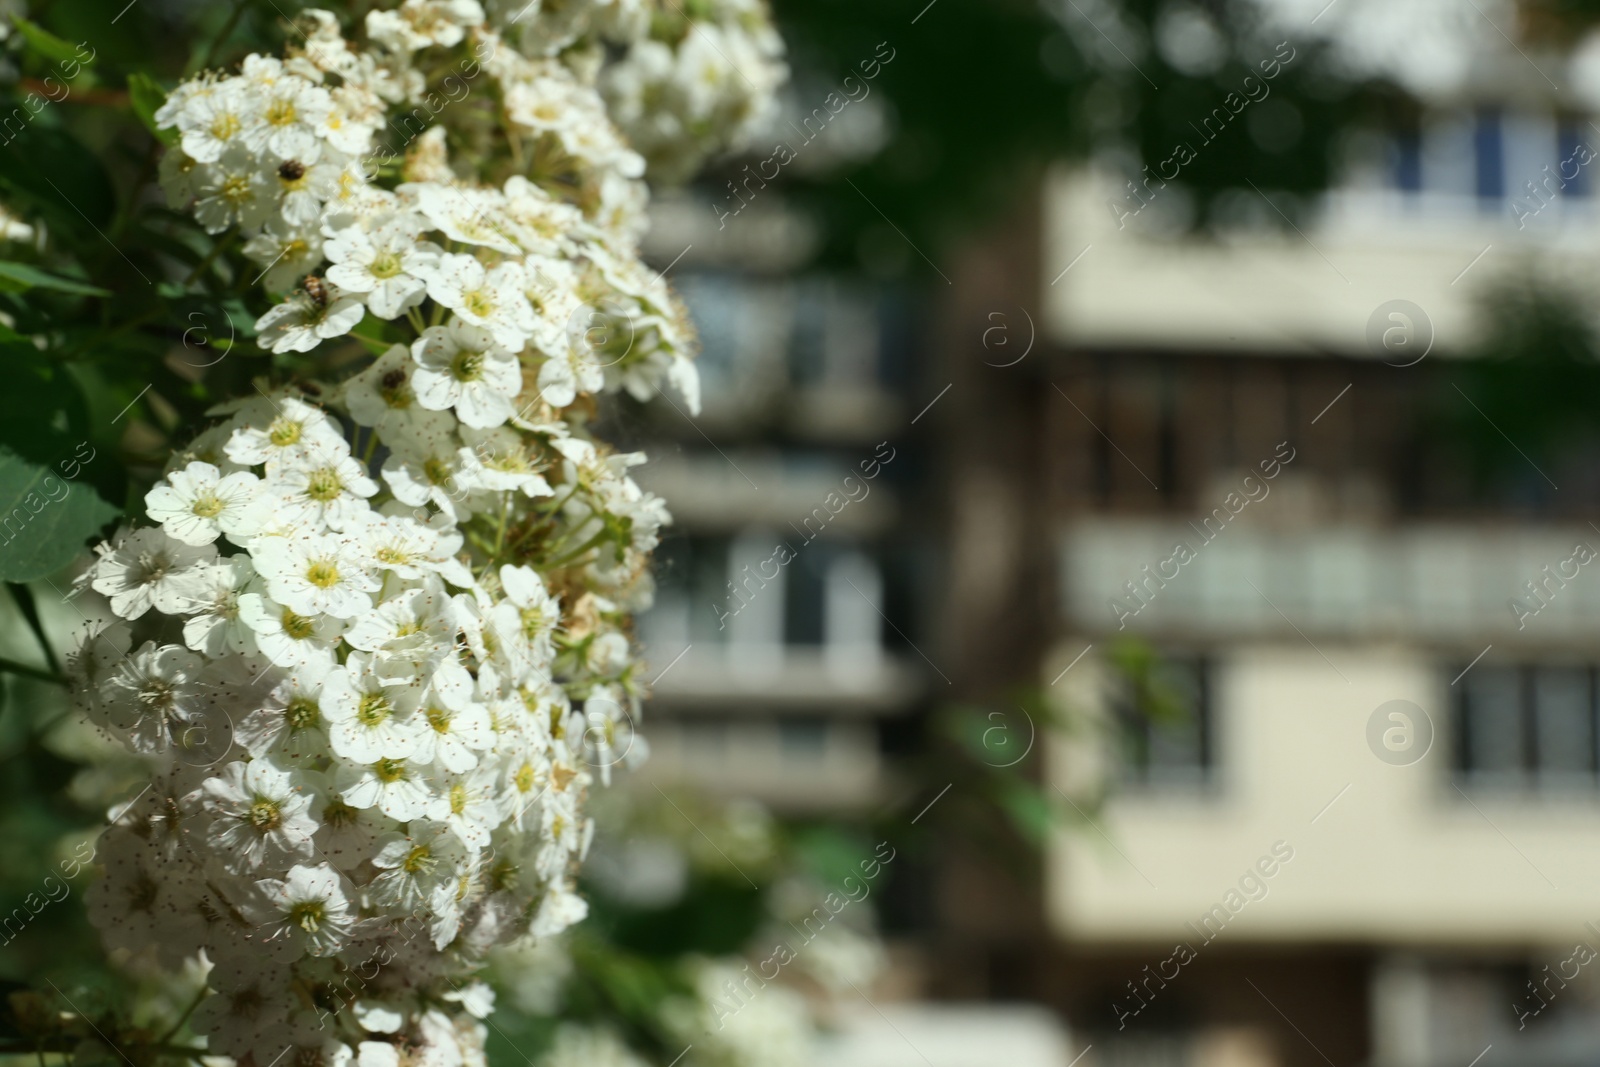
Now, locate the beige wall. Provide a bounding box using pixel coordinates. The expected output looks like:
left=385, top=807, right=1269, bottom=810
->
left=1046, top=643, right=1600, bottom=946
left=1041, top=167, right=1600, bottom=357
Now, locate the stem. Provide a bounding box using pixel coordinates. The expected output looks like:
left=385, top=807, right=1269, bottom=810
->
left=406, top=306, right=427, bottom=335
left=0, top=656, right=67, bottom=686
left=362, top=429, right=380, bottom=465
left=540, top=482, right=580, bottom=518
left=492, top=493, right=510, bottom=557
left=183, top=229, right=238, bottom=288
left=196, top=0, right=253, bottom=72
left=8, top=582, right=60, bottom=676
left=547, top=527, right=610, bottom=568
left=158, top=988, right=208, bottom=1045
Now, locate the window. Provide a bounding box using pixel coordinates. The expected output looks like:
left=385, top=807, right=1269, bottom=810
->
left=640, top=531, right=887, bottom=668
left=777, top=716, right=828, bottom=762
left=1455, top=664, right=1600, bottom=789
left=1112, top=655, right=1212, bottom=787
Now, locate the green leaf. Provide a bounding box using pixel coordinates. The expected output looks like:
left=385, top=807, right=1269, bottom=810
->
left=0, top=260, right=108, bottom=296
left=0, top=449, right=117, bottom=581
left=12, top=18, right=84, bottom=66
left=0, top=125, right=116, bottom=238
left=126, top=73, right=176, bottom=146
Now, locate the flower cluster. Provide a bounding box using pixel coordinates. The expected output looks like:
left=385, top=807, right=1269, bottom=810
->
left=593, top=0, right=788, bottom=184
left=70, top=2, right=783, bottom=1066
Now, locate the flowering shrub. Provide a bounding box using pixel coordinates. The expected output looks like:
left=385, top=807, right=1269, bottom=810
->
left=54, top=3, right=784, bottom=1066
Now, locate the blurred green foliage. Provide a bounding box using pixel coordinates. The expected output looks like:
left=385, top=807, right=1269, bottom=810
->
left=763, top=0, right=1380, bottom=275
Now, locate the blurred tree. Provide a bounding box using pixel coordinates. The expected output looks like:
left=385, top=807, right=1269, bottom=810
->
left=757, top=0, right=1383, bottom=275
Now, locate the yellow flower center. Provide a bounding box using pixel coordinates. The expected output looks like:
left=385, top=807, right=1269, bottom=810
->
left=220, top=174, right=253, bottom=205
left=357, top=693, right=393, bottom=727
left=265, top=98, right=298, bottom=127
left=305, top=467, right=343, bottom=502
left=520, top=607, right=545, bottom=641
left=513, top=762, right=535, bottom=794
left=281, top=609, right=315, bottom=640
left=451, top=349, right=485, bottom=382
left=269, top=418, right=303, bottom=447
left=248, top=798, right=282, bottom=831
left=286, top=697, right=319, bottom=730
left=462, top=290, right=494, bottom=319
left=191, top=493, right=225, bottom=519
left=370, top=251, right=403, bottom=279
left=289, top=899, right=324, bottom=933
left=374, top=757, right=408, bottom=783
left=304, top=559, right=339, bottom=589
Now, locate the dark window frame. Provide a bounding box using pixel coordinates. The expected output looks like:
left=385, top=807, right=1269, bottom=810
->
left=1453, top=662, right=1600, bottom=789
left=1112, top=654, right=1214, bottom=789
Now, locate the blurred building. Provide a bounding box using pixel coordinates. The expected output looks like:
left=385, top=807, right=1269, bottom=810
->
left=625, top=191, right=931, bottom=813
left=1016, top=71, right=1600, bottom=1067
left=621, top=14, right=1600, bottom=1066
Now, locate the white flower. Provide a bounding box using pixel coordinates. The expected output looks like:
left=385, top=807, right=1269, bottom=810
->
left=267, top=439, right=379, bottom=532
left=529, top=884, right=588, bottom=938
left=181, top=557, right=259, bottom=657
left=239, top=592, right=346, bottom=671
left=427, top=768, right=500, bottom=849
left=338, top=755, right=432, bottom=820
left=382, top=429, right=472, bottom=522
left=176, top=82, right=250, bottom=163
left=79, top=0, right=792, bottom=1053
left=452, top=590, right=534, bottom=689
left=236, top=660, right=331, bottom=759
left=91, top=527, right=215, bottom=620
left=325, top=213, right=440, bottom=319
left=190, top=969, right=294, bottom=1066
left=440, top=982, right=495, bottom=1020
left=499, top=564, right=559, bottom=666
left=356, top=510, right=465, bottom=582
left=368, top=821, right=469, bottom=913
left=538, top=1026, right=648, bottom=1067
left=242, top=75, right=334, bottom=162
left=145, top=462, right=264, bottom=546
left=194, top=146, right=275, bottom=234
left=200, top=758, right=320, bottom=873
left=344, top=344, right=459, bottom=448
left=273, top=156, right=341, bottom=227
left=410, top=183, right=523, bottom=255
left=256, top=282, right=366, bottom=354
left=456, top=427, right=552, bottom=498
left=97, top=641, right=209, bottom=754
left=344, top=579, right=459, bottom=681
left=519, top=253, right=583, bottom=356
left=252, top=863, right=354, bottom=957
left=254, top=532, right=379, bottom=619
left=423, top=254, right=535, bottom=351
left=243, top=220, right=326, bottom=293
left=158, top=147, right=206, bottom=209
left=411, top=683, right=493, bottom=774
left=367, top=2, right=479, bottom=54
left=226, top=397, right=346, bottom=468
left=321, top=652, right=423, bottom=762
left=411, top=319, right=522, bottom=429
